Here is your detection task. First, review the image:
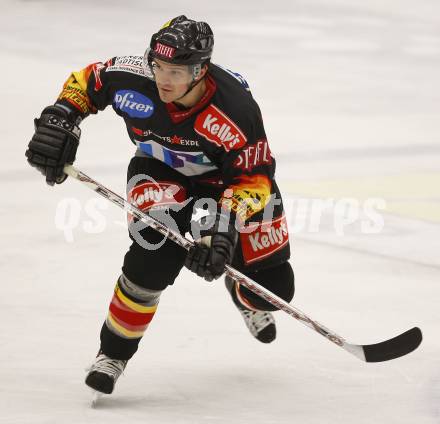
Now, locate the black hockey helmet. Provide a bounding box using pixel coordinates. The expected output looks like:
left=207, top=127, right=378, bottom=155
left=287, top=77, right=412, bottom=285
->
left=148, top=15, right=214, bottom=66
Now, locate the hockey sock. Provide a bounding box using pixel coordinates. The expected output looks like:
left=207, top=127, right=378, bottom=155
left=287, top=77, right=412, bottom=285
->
left=105, top=274, right=161, bottom=340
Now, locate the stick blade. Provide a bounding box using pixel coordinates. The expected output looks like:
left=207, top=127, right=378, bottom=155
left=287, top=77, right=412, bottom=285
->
left=363, top=327, right=422, bottom=363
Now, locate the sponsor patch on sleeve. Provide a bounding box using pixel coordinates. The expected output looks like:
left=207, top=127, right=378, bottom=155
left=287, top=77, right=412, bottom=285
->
left=240, top=215, right=289, bottom=264
left=194, top=104, right=247, bottom=152
left=233, top=138, right=272, bottom=171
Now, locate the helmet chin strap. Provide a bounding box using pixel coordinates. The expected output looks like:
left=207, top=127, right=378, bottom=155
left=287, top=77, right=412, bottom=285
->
left=174, top=63, right=206, bottom=102
left=174, top=75, right=205, bottom=102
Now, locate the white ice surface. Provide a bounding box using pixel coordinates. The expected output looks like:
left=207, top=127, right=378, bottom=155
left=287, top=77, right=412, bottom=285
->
left=0, top=1, right=439, bottom=423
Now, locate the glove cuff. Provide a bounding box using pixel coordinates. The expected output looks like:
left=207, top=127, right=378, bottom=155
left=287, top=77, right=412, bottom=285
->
left=36, top=105, right=81, bottom=142
left=197, top=212, right=238, bottom=246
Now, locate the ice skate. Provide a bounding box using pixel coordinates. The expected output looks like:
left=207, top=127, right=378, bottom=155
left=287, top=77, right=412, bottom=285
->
left=225, top=276, right=276, bottom=343
left=85, top=352, right=127, bottom=395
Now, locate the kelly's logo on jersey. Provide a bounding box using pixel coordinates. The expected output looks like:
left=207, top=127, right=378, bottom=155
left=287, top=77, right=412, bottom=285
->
left=240, top=215, right=289, bottom=264
left=113, top=90, right=154, bottom=118
left=194, top=104, right=247, bottom=152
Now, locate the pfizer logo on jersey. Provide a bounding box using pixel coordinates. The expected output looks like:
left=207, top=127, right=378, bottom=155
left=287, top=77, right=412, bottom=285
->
left=113, top=90, right=154, bottom=118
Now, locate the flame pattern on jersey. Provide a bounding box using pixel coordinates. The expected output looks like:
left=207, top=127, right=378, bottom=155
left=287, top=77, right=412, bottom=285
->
left=220, top=174, right=272, bottom=223
left=58, top=64, right=98, bottom=115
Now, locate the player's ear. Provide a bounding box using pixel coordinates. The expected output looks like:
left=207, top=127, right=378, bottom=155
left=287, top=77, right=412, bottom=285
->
left=197, top=64, right=209, bottom=80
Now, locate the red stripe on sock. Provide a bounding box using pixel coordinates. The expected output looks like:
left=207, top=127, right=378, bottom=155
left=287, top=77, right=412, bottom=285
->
left=109, top=313, right=151, bottom=333
left=109, top=294, right=156, bottom=326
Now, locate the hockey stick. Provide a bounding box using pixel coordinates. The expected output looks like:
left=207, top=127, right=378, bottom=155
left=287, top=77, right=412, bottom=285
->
left=63, top=164, right=422, bottom=362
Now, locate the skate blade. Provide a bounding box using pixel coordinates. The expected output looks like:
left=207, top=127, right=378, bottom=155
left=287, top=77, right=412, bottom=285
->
left=91, top=390, right=103, bottom=408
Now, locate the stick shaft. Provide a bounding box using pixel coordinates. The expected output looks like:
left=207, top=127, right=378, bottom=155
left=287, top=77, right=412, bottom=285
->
left=63, top=164, right=362, bottom=357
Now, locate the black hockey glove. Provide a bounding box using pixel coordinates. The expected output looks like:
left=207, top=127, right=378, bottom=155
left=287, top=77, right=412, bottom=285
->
left=185, top=213, right=238, bottom=282
left=25, top=105, right=81, bottom=186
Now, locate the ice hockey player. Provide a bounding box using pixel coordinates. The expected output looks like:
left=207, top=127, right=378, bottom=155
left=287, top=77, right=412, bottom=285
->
left=25, top=16, right=295, bottom=395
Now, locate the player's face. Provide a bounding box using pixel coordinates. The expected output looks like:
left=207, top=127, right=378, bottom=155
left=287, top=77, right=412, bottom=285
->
left=152, top=59, right=193, bottom=103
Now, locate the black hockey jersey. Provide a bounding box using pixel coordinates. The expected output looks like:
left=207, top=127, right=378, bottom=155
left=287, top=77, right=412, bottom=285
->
left=57, top=56, right=276, bottom=223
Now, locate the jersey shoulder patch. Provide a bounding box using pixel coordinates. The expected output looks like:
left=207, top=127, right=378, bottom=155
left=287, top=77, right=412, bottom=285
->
left=106, top=55, right=154, bottom=80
